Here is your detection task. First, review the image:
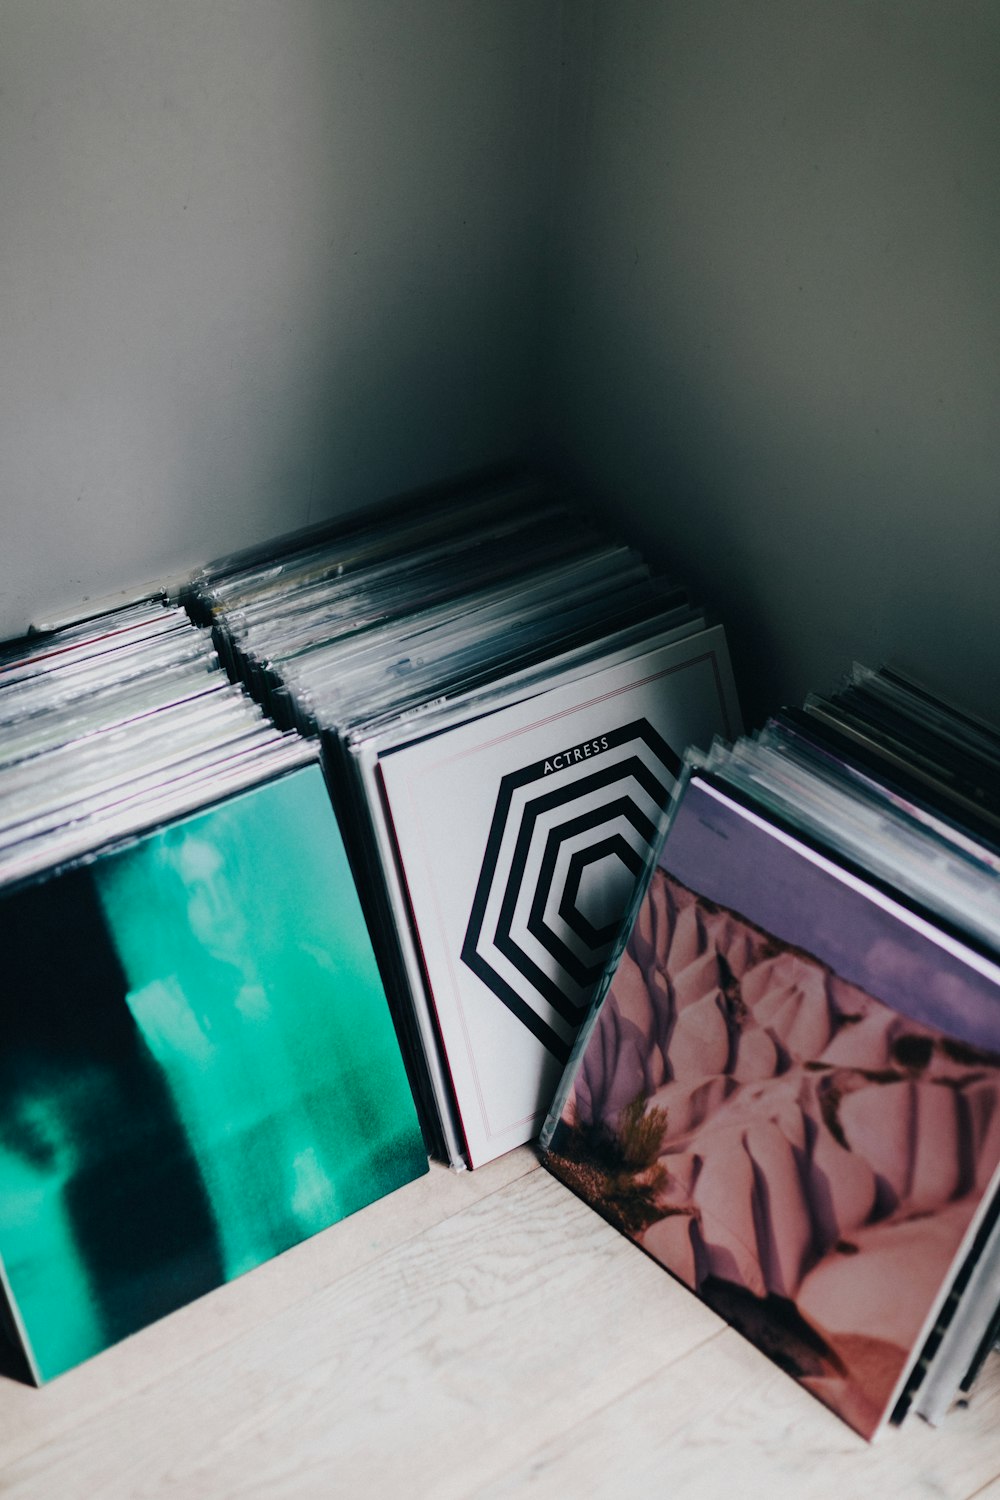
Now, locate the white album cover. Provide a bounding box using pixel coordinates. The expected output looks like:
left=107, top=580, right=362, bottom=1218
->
left=377, top=624, right=742, bottom=1166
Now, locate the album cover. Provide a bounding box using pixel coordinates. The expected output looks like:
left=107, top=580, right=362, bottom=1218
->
left=542, top=773, right=1000, bottom=1439
left=377, top=626, right=741, bottom=1168
left=0, top=763, right=427, bottom=1382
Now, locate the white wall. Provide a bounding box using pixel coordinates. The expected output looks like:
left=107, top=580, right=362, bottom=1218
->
left=3, top=1, right=997, bottom=726
left=0, top=0, right=559, bottom=634
left=545, top=1, right=1000, bottom=723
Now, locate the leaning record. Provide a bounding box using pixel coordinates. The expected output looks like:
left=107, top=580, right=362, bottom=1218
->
left=376, top=624, right=741, bottom=1166
left=0, top=760, right=426, bottom=1382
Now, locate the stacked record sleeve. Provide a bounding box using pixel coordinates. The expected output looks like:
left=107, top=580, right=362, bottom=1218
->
left=189, top=471, right=743, bottom=1168
left=0, top=599, right=426, bottom=1383
left=0, top=596, right=312, bottom=885
left=542, top=663, right=1000, bottom=1440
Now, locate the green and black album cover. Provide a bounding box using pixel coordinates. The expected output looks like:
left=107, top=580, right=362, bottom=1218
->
left=0, top=764, right=426, bottom=1382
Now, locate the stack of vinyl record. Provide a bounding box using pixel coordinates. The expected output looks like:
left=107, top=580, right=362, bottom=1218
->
left=0, top=596, right=312, bottom=885
left=190, top=471, right=742, bottom=1167
left=542, top=663, right=1000, bottom=1440
left=0, top=599, right=426, bottom=1383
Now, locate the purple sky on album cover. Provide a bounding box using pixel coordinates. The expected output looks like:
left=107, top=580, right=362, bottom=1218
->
left=663, top=777, right=1000, bottom=1052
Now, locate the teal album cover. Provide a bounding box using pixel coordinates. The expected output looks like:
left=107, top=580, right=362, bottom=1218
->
left=0, top=764, right=426, bottom=1382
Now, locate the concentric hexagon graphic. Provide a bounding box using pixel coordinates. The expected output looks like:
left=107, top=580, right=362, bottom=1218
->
left=460, top=719, right=681, bottom=1060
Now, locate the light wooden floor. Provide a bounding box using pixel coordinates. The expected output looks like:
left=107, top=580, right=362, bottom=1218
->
left=2, top=1148, right=1000, bottom=1499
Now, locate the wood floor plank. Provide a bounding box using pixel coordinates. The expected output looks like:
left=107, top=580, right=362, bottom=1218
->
left=966, top=1468, right=1000, bottom=1500
left=3, top=1153, right=997, bottom=1499
left=0, top=1169, right=720, bottom=1500
left=474, top=1324, right=1000, bottom=1500
left=0, top=1148, right=537, bottom=1474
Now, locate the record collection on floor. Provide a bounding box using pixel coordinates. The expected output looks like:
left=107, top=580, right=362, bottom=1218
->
left=0, top=595, right=426, bottom=1381
left=542, top=663, right=1000, bottom=1438
left=2, top=468, right=999, bottom=1438
left=188, top=470, right=741, bottom=1167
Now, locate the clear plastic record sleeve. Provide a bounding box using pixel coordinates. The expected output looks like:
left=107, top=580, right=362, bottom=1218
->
left=0, top=601, right=304, bottom=892
left=2, top=732, right=325, bottom=894
left=0, top=708, right=269, bottom=858
left=769, top=708, right=1000, bottom=871
left=243, top=536, right=644, bottom=676
left=0, top=627, right=221, bottom=730
left=191, top=471, right=553, bottom=618
left=279, top=545, right=654, bottom=733
left=230, top=524, right=630, bottom=719
left=698, top=732, right=1000, bottom=959
left=805, top=670, right=1000, bottom=814
left=0, top=685, right=264, bottom=820
left=851, top=664, right=1000, bottom=767
left=801, top=697, right=1000, bottom=847
left=0, top=597, right=176, bottom=675
left=0, top=660, right=225, bottom=771
left=907, top=1186, right=1000, bottom=1424
left=224, top=494, right=604, bottom=642
left=0, top=705, right=278, bottom=884
left=351, top=597, right=708, bottom=759
left=0, top=732, right=317, bottom=894
left=210, top=518, right=616, bottom=729
left=0, top=605, right=194, bottom=690
left=317, top=569, right=694, bottom=749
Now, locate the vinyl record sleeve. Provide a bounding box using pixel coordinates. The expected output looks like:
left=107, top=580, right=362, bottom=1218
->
left=542, top=772, right=1000, bottom=1440
left=0, top=735, right=317, bottom=892
left=376, top=625, right=740, bottom=1167
left=343, top=611, right=707, bottom=1168
left=0, top=760, right=426, bottom=1383
left=809, top=683, right=1000, bottom=812
left=910, top=1190, right=1000, bottom=1424
left=344, top=734, right=468, bottom=1168
left=326, top=577, right=697, bottom=755
left=227, top=499, right=606, bottom=646
left=193, top=473, right=555, bottom=619
left=0, top=689, right=265, bottom=839
left=0, top=628, right=220, bottom=731
left=856, top=664, right=1000, bottom=766
left=0, top=608, right=193, bottom=691
left=699, top=734, right=1000, bottom=959
left=771, top=708, right=1000, bottom=869
left=0, top=599, right=179, bottom=678
left=278, top=544, right=650, bottom=731
left=0, top=660, right=224, bottom=773
left=803, top=695, right=1000, bottom=843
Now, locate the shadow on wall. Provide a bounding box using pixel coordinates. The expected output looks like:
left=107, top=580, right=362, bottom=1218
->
left=541, top=0, right=1000, bottom=725
left=0, top=0, right=558, bottom=635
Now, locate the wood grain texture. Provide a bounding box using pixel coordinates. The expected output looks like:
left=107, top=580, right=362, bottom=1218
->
left=0, top=1154, right=997, bottom=1499
left=475, top=1317, right=1000, bottom=1500
left=0, top=1150, right=534, bottom=1473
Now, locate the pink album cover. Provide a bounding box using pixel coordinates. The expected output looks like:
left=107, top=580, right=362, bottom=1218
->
left=542, top=775, right=1000, bottom=1439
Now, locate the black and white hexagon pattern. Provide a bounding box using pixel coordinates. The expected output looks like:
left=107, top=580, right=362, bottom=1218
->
left=460, top=719, right=681, bottom=1062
